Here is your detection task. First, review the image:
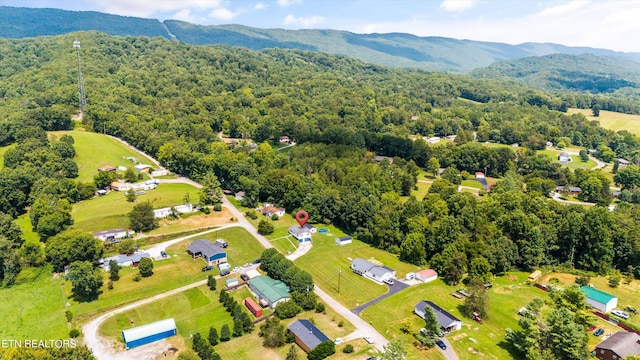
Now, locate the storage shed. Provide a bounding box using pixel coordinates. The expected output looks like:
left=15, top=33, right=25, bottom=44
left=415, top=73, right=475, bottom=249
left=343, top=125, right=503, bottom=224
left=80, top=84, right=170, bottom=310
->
left=416, top=269, right=438, bottom=283
left=335, top=236, right=352, bottom=245
left=244, top=297, right=262, bottom=317
left=581, top=286, right=618, bottom=313
left=122, top=318, right=176, bottom=349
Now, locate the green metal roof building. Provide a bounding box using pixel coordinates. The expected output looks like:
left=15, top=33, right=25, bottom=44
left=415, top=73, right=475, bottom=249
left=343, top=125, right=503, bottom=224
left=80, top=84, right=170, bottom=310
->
left=580, top=286, right=618, bottom=313
left=248, top=276, right=290, bottom=309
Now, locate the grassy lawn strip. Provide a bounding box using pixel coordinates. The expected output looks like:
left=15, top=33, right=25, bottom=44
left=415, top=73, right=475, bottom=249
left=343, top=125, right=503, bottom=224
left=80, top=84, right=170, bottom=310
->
left=360, top=272, right=547, bottom=360
left=568, top=108, right=640, bottom=136
left=0, top=143, right=15, bottom=170
left=70, top=227, right=263, bottom=322
left=0, top=266, right=69, bottom=339
left=71, top=183, right=200, bottom=233
left=48, top=130, right=151, bottom=183
left=15, top=213, right=40, bottom=244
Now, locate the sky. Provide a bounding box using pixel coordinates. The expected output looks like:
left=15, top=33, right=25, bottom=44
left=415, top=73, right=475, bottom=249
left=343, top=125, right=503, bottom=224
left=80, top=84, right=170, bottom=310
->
left=2, top=0, right=640, bottom=53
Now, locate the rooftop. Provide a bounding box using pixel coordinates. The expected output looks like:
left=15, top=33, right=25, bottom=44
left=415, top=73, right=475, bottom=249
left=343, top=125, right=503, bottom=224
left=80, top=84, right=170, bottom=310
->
left=580, top=286, right=617, bottom=304
left=187, top=239, right=225, bottom=257
left=596, top=332, right=640, bottom=357
left=122, top=318, right=176, bottom=343
left=288, top=319, right=330, bottom=351
left=417, top=269, right=438, bottom=278
left=249, top=276, right=290, bottom=303
left=351, top=258, right=375, bottom=273
left=288, top=225, right=310, bottom=237
left=415, top=300, right=461, bottom=328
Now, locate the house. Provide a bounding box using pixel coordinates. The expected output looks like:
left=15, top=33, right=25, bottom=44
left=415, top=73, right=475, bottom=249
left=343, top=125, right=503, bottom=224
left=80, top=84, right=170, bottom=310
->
left=444, top=134, right=457, bottom=141
left=93, top=228, right=134, bottom=242
left=263, top=204, right=285, bottom=217
left=416, top=269, right=438, bottom=283
left=248, top=276, right=291, bottom=309
left=187, top=239, right=227, bottom=265
left=303, top=223, right=317, bottom=233
left=414, top=300, right=462, bottom=332
left=150, top=169, right=168, bottom=177
left=279, top=136, right=291, bottom=144
left=103, top=252, right=151, bottom=270
left=527, top=270, right=542, bottom=282
left=546, top=141, right=553, bottom=148
left=555, top=185, right=582, bottom=196
left=134, top=164, right=152, bottom=173
left=350, top=258, right=396, bottom=283
left=153, top=207, right=173, bottom=219
left=174, top=204, right=194, bottom=214
left=98, top=165, right=116, bottom=172
left=588, top=149, right=598, bottom=154
left=617, top=158, right=631, bottom=168
left=122, top=318, right=176, bottom=349
left=335, top=236, right=352, bottom=246
left=288, top=226, right=311, bottom=242
left=475, top=172, right=485, bottom=179
left=558, top=151, right=571, bottom=163
left=581, top=286, right=618, bottom=313
left=374, top=155, right=394, bottom=164
left=426, top=137, right=441, bottom=144
left=235, top=191, right=245, bottom=201
left=110, top=182, right=132, bottom=192
left=288, top=319, right=330, bottom=353
left=244, top=297, right=262, bottom=317
left=594, top=332, right=640, bottom=360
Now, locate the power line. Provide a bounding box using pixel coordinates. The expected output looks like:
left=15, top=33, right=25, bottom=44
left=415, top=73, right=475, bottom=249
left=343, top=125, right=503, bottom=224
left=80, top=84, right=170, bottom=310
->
left=73, top=40, right=86, bottom=112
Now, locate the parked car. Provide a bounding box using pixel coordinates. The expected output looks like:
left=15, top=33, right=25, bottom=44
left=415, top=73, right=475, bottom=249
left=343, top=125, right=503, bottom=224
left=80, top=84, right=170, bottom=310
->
left=384, top=278, right=395, bottom=285
left=456, top=289, right=471, bottom=297
left=626, top=306, right=638, bottom=315
left=594, top=328, right=604, bottom=336
left=201, top=265, right=213, bottom=272
left=483, top=283, right=493, bottom=289
left=252, top=258, right=261, bottom=264
left=215, top=239, right=228, bottom=248
left=587, top=326, right=596, bottom=332
left=240, top=273, right=249, bottom=281
left=160, top=251, right=168, bottom=258
left=435, top=339, right=447, bottom=350
left=612, top=310, right=630, bottom=319
left=220, top=270, right=230, bottom=277
left=333, top=338, right=343, bottom=345
left=363, top=336, right=375, bottom=344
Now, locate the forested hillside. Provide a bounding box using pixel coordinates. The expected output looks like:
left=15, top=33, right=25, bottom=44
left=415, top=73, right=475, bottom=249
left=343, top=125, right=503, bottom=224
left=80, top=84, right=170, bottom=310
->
left=2, top=6, right=640, bottom=72
left=2, top=31, right=640, bottom=291
left=471, top=54, right=640, bottom=101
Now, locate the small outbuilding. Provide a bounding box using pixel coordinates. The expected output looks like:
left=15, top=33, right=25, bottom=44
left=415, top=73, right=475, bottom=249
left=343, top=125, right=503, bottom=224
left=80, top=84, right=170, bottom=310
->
left=414, top=300, right=462, bottom=332
left=244, top=297, right=262, bottom=317
left=93, top=228, right=134, bottom=242
left=288, top=319, right=330, bottom=353
left=527, top=270, right=542, bottom=282
left=581, top=286, right=618, bottom=313
left=122, top=318, right=177, bottom=349
left=134, top=164, right=152, bottom=173
left=303, top=223, right=317, bottom=233
left=187, top=239, right=227, bottom=265
left=335, top=236, right=352, bottom=245
left=416, top=269, right=438, bottom=283
left=98, top=165, right=116, bottom=172
left=225, top=278, right=239, bottom=288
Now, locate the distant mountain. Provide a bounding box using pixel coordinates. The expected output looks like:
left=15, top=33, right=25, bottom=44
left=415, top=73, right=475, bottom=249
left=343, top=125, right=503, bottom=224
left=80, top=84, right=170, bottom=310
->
left=2, top=6, right=640, bottom=72
left=470, top=54, right=640, bottom=94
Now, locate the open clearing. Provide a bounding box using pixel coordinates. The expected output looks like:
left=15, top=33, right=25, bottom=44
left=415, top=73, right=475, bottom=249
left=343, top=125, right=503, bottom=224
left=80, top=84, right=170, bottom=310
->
left=49, top=130, right=152, bottom=183
left=71, top=183, right=201, bottom=233
left=0, top=143, right=15, bottom=170
left=568, top=108, right=640, bottom=136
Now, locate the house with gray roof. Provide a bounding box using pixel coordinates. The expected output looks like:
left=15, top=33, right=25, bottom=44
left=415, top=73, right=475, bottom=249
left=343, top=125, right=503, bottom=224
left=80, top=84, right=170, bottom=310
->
left=414, top=300, right=462, bottom=332
left=187, top=239, right=227, bottom=265
left=594, top=332, right=640, bottom=360
left=288, top=225, right=311, bottom=242
left=350, top=258, right=396, bottom=283
left=288, top=319, right=330, bottom=353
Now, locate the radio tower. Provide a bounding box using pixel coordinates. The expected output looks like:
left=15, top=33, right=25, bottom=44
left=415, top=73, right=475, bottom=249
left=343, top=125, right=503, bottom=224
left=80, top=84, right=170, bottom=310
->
left=73, top=40, right=86, bottom=113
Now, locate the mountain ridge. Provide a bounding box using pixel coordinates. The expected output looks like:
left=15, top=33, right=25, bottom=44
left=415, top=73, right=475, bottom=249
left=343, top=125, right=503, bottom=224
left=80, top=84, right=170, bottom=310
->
left=2, top=6, right=640, bottom=72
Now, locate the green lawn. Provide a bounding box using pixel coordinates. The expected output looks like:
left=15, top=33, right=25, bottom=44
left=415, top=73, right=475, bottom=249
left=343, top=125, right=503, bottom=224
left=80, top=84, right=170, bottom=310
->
left=461, top=179, right=482, bottom=189
left=100, top=284, right=234, bottom=347
left=48, top=130, right=153, bottom=183
left=568, top=108, right=640, bottom=136
left=538, top=149, right=597, bottom=170
left=0, top=143, right=15, bottom=170
left=15, top=213, right=40, bottom=244
left=0, top=266, right=70, bottom=339
left=71, top=183, right=200, bottom=233
left=360, top=272, right=546, bottom=360
left=70, top=227, right=263, bottom=322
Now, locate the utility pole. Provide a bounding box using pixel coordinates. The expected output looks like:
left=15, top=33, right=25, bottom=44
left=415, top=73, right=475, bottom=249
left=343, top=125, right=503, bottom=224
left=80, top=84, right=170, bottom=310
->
left=73, top=40, right=86, bottom=112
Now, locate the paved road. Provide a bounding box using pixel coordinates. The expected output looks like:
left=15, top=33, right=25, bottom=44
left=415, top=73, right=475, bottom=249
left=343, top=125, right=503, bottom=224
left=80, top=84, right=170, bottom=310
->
left=551, top=192, right=595, bottom=206
left=439, top=336, right=458, bottom=360
left=351, top=280, right=409, bottom=315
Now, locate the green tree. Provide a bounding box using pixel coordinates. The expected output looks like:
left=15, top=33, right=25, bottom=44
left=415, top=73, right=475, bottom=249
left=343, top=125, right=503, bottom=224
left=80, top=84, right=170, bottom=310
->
left=123, top=167, right=137, bottom=183
left=286, top=344, right=299, bottom=360
left=109, top=260, right=120, bottom=281
left=232, top=316, right=244, bottom=337
left=207, top=274, right=217, bottom=290
left=547, top=307, right=589, bottom=360
left=259, top=316, right=286, bottom=348
left=426, top=157, right=440, bottom=177
left=128, top=201, right=157, bottom=232
left=125, top=189, right=137, bottom=202
left=275, top=300, right=302, bottom=319
left=423, top=304, right=440, bottom=336
left=68, top=260, right=103, bottom=301
left=257, top=219, right=274, bottom=235
left=468, top=256, right=492, bottom=283
left=94, top=170, right=116, bottom=189
left=118, top=239, right=136, bottom=255
left=208, top=326, right=219, bottom=346
left=399, top=232, right=426, bottom=265
left=45, top=231, right=103, bottom=272
left=19, top=242, right=44, bottom=267
left=199, top=172, right=223, bottom=205
left=0, top=211, right=23, bottom=245
left=307, top=340, right=336, bottom=360
left=441, top=167, right=462, bottom=185
left=138, top=257, right=153, bottom=277
left=591, top=103, right=601, bottom=117
left=220, top=324, right=231, bottom=342
left=464, top=279, right=490, bottom=319
left=579, top=150, right=589, bottom=162
left=380, top=339, right=408, bottom=360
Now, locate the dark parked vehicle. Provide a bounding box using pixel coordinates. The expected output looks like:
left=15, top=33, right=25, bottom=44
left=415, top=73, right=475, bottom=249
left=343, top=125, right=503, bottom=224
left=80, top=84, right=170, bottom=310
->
left=215, top=239, right=228, bottom=248
left=202, top=265, right=213, bottom=272
left=240, top=273, right=249, bottom=281
left=160, top=251, right=168, bottom=258
left=252, top=258, right=261, bottom=264
left=594, top=328, right=604, bottom=336
left=220, top=270, right=230, bottom=277
left=435, top=339, right=447, bottom=350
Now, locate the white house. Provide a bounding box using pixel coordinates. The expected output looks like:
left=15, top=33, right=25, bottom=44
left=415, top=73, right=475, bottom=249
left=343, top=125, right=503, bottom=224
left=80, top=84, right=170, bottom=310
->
left=416, top=269, right=438, bottom=283
left=110, top=182, right=132, bottom=192
left=558, top=152, right=571, bottom=163
left=414, top=300, right=462, bottom=332
left=581, top=286, right=618, bottom=313
left=426, top=137, right=441, bottom=144
left=263, top=204, right=285, bottom=217
left=154, top=207, right=173, bottom=219
left=288, top=226, right=311, bottom=242
left=93, top=228, right=134, bottom=242
left=151, top=169, right=169, bottom=177
left=174, top=204, right=195, bottom=214
left=350, top=258, right=396, bottom=283
left=134, top=164, right=153, bottom=173
left=335, top=236, right=352, bottom=245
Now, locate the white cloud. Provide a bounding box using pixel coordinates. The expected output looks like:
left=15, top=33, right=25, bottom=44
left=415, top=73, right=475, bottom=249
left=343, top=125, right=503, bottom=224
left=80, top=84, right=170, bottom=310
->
left=277, top=0, right=301, bottom=7
left=89, top=0, right=222, bottom=17
left=172, top=8, right=195, bottom=22
left=439, top=0, right=479, bottom=13
left=209, top=7, right=236, bottom=21
left=283, top=14, right=324, bottom=27
left=254, top=2, right=266, bottom=10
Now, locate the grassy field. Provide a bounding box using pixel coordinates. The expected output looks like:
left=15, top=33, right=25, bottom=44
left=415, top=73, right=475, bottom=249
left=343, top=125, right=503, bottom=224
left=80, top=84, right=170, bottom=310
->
left=0, top=266, right=70, bottom=339
left=0, top=143, right=15, bottom=170
left=15, top=213, right=39, bottom=244
left=361, top=272, right=547, bottom=360
left=538, top=149, right=597, bottom=171
left=461, top=179, right=482, bottom=189
left=568, top=108, right=640, bottom=136
left=48, top=130, right=152, bottom=183
left=68, top=227, right=263, bottom=323
left=71, top=183, right=201, bottom=233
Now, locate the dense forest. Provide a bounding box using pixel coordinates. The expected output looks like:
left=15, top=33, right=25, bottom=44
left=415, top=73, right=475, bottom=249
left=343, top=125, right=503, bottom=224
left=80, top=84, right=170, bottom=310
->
left=1, top=31, right=640, bottom=289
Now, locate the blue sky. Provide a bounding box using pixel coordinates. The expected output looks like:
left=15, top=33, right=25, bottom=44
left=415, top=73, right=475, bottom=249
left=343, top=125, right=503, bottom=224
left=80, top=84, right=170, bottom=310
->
left=2, top=0, right=640, bottom=52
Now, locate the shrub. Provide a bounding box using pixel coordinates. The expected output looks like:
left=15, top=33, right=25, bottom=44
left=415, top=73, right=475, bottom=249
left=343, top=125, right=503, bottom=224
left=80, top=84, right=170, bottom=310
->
left=69, top=329, right=80, bottom=338
left=315, top=303, right=325, bottom=313
left=245, top=211, right=258, bottom=220
left=65, top=310, right=73, bottom=322
left=133, top=274, right=141, bottom=282
left=213, top=203, right=222, bottom=211
left=258, top=219, right=274, bottom=235
left=338, top=320, right=344, bottom=327
left=343, top=344, right=354, bottom=353
left=271, top=214, right=279, bottom=221
left=107, top=280, right=114, bottom=290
